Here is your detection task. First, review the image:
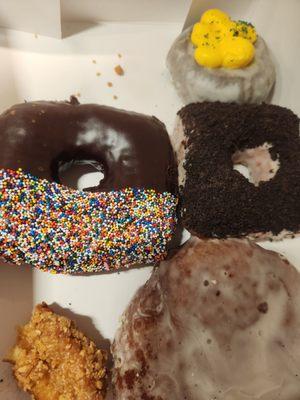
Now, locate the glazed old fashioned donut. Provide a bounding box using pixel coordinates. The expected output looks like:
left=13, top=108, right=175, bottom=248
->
left=173, top=101, right=300, bottom=240
left=0, top=97, right=178, bottom=273
left=167, top=9, right=275, bottom=104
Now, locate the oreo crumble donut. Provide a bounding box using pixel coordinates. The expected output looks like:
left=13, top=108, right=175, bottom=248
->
left=0, top=97, right=178, bottom=273
left=173, top=102, right=300, bottom=240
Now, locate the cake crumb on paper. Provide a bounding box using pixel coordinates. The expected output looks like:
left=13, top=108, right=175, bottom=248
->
left=96, top=72, right=101, bottom=76
left=114, top=65, right=124, bottom=76
left=92, top=59, right=97, bottom=64
left=107, top=82, right=113, bottom=88
left=113, top=95, right=118, bottom=100
left=118, top=53, right=122, bottom=58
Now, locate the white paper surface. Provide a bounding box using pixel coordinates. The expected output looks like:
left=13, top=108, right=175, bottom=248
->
left=0, top=0, right=61, bottom=38
left=0, top=0, right=191, bottom=38
left=0, top=1, right=300, bottom=398
left=61, top=0, right=192, bottom=23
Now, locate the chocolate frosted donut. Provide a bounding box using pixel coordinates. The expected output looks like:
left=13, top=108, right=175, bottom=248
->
left=0, top=98, right=179, bottom=273
left=0, top=96, right=177, bottom=193
left=173, top=102, right=300, bottom=239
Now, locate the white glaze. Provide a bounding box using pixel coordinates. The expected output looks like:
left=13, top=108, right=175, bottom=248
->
left=232, top=142, right=280, bottom=187
left=167, top=27, right=276, bottom=104
left=113, top=238, right=300, bottom=399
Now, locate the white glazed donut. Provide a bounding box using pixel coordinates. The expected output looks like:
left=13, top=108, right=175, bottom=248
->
left=167, top=26, right=276, bottom=104
left=112, top=237, right=300, bottom=399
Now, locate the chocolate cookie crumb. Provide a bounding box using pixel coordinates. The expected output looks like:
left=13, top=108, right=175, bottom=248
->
left=178, top=102, right=300, bottom=239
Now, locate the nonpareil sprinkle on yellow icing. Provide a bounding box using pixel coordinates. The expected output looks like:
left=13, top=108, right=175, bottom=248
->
left=191, top=9, right=257, bottom=69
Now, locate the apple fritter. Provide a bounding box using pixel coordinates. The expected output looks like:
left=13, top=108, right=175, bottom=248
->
left=5, top=303, right=107, bottom=400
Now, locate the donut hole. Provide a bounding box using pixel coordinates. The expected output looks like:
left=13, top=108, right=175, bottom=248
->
left=232, top=143, right=280, bottom=186
left=59, top=160, right=104, bottom=190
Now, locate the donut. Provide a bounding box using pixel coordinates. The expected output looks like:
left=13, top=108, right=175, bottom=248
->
left=0, top=96, right=177, bottom=193
left=112, top=237, right=300, bottom=400
left=5, top=303, right=107, bottom=400
left=167, top=9, right=275, bottom=104
left=173, top=101, right=300, bottom=240
left=0, top=98, right=178, bottom=273
left=0, top=168, right=177, bottom=273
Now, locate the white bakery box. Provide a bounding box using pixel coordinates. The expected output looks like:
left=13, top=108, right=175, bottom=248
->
left=0, top=0, right=299, bottom=398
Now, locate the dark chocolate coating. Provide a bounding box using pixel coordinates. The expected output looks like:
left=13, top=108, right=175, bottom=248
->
left=0, top=97, right=177, bottom=193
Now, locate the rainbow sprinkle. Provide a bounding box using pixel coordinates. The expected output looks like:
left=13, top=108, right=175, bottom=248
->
left=0, top=169, right=177, bottom=274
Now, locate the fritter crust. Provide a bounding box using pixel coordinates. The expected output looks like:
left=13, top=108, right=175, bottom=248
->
left=5, top=303, right=107, bottom=400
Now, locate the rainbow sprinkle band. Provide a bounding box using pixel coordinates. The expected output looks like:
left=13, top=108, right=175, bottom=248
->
left=0, top=169, right=177, bottom=274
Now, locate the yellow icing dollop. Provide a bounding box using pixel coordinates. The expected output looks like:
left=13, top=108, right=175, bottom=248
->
left=191, top=9, right=257, bottom=69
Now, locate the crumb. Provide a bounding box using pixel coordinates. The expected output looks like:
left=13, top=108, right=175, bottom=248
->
left=92, top=59, right=97, bottom=64
left=114, top=65, right=124, bottom=76
left=34, top=33, right=38, bottom=39
left=32, top=119, right=36, bottom=123
left=113, top=95, right=118, bottom=100
left=118, top=53, right=122, bottom=58
left=76, top=92, right=81, bottom=97
left=107, top=82, right=113, bottom=88
left=96, top=72, right=101, bottom=76
left=4, top=303, right=107, bottom=400
left=0, top=378, right=3, bottom=383
left=68, top=303, right=72, bottom=306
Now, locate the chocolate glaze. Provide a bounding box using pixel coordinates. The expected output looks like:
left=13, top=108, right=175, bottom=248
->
left=0, top=96, right=177, bottom=193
